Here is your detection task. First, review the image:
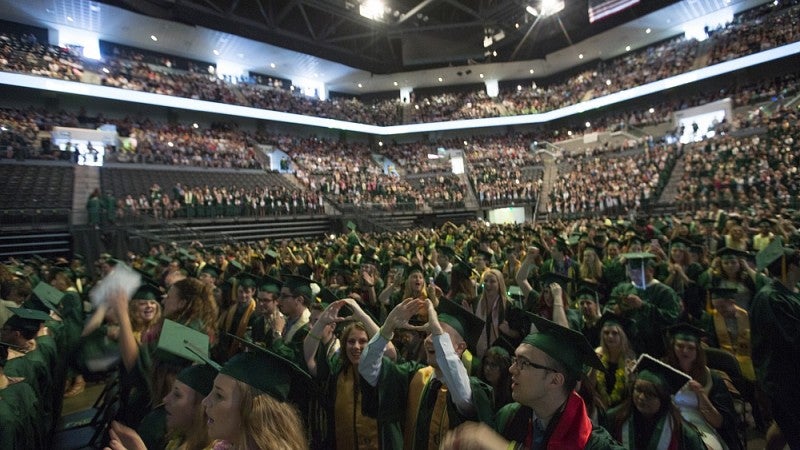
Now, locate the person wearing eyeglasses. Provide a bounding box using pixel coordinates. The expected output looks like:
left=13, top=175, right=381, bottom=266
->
left=441, top=314, right=625, bottom=450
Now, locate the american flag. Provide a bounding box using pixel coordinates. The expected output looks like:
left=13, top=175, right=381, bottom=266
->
left=588, top=0, right=640, bottom=23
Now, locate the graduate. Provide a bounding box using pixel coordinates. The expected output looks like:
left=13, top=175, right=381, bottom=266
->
left=358, top=297, right=493, bottom=450
left=441, top=314, right=623, bottom=450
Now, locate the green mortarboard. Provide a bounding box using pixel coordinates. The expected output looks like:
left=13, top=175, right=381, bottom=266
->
left=507, top=285, right=523, bottom=300
left=716, top=247, right=749, bottom=259
left=436, top=298, right=485, bottom=354
left=158, top=254, right=173, bottom=265
left=264, top=249, right=279, bottom=263
left=666, top=322, right=706, bottom=342
left=633, top=353, right=691, bottom=396
left=176, top=364, right=218, bottom=397
left=539, top=271, right=571, bottom=288
left=596, top=311, right=632, bottom=338
left=133, top=283, right=162, bottom=301
left=622, top=252, right=656, bottom=263
left=143, top=257, right=160, bottom=267
left=223, top=334, right=310, bottom=401
left=7, top=307, right=51, bottom=322
left=669, top=237, right=692, bottom=250
left=317, top=288, right=339, bottom=305
left=156, top=319, right=210, bottom=365
left=51, top=266, right=75, bottom=281
left=226, top=260, right=245, bottom=276
left=259, top=275, right=282, bottom=294
left=32, top=282, right=64, bottom=311
left=237, top=273, right=258, bottom=289
left=346, top=220, right=357, bottom=231
left=709, top=287, right=738, bottom=300
left=567, top=234, right=581, bottom=246
left=178, top=248, right=196, bottom=261
left=574, top=286, right=598, bottom=302
left=199, top=265, right=221, bottom=278
left=756, top=237, right=794, bottom=271
left=283, top=274, right=315, bottom=298
left=757, top=218, right=774, bottom=227
left=522, top=313, right=604, bottom=377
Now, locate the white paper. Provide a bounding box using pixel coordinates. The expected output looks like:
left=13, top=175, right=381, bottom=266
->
left=90, top=263, right=142, bottom=307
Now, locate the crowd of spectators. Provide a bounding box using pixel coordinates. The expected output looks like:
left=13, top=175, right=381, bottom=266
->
left=286, top=137, right=422, bottom=211
left=471, top=166, right=542, bottom=207
left=549, top=142, right=679, bottom=216
left=409, top=174, right=467, bottom=209
left=117, top=182, right=322, bottom=220
left=1, top=1, right=798, bottom=126
left=377, top=141, right=452, bottom=174
left=674, top=107, right=800, bottom=212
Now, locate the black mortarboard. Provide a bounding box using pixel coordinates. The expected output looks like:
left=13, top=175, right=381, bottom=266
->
left=669, top=237, right=692, bottom=250
left=522, top=314, right=604, bottom=378
left=633, top=353, right=691, bottom=396
left=237, top=273, right=258, bottom=289
left=474, top=249, right=493, bottom=262
left=716, top=247, right=749, bottom=259
left=199, top=265, right=220, bottom=278
left=283, top=274, right=315, bottom=299
left=437, top=245, right=457, bottom=259
left=436, top=298, right=485, bottom=355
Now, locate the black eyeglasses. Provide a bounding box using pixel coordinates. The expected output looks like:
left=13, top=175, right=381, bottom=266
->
left=511, top=356, right=558, bottom=373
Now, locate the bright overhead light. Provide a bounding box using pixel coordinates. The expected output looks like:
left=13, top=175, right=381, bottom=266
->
left=102, top=67, right=109, bottom=74
left=625, top=45, right=631, bottom=51
left=578, top=53, right=584, bottom=59
left=66, top=16, right=74, bottom=22
left=360, top=0, right=385, bottom=21
left=150, top=35, right=158, bottom=41
left=357, top=83, right=363, bottom=88
left=529, top=69, right=534, bottom=74
left=479, top=73, right=484, bottom=78
left=649, top=108, right=655, bottom=113
left=484, top=36, right=493, bottom=48
left=192, top=123, right=199, bottom=128
left=437, top=77, right=443, bottom=82
left=540, top=0, right=565, bottom=16
left=393, top=81, right=398, bottom=86
left=645, top=28, right=652, bottom=34
left=213, top=49, right=220, bottom=56
left=585, top=122, right=591, bottom=128
left=270, top=63, right=276, bottom=68
left=525, top=6, right=538, bottom=16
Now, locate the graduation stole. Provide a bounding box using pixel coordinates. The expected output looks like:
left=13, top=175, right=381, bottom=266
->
left=404, top=367, right=450, bottom=450
left=712, top=308, right=755, bottom=380
left=542, top=391, right=593, bottom=450
left=222, top=300, right=255, bottom=353
left=621, top=414, right=677, bottom=450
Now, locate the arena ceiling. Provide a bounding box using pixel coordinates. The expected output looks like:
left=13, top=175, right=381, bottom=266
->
left=0, top=0, right=776, bottom=94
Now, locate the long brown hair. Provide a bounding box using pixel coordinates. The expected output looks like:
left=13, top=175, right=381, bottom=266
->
left=168, top=278, right=218, bottom=336
left=166, top=385, right=212, bottom=450
left=663, top=336, right=709, bottom=385
left=233, top=380, right=307, bottom=450
left=612, top=375, right=686, bottom=446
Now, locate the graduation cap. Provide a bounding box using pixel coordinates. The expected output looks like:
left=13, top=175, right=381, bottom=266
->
left=756, top=218, right=774, bottom=228
left=156, top=319, right=211, bottom=365
left=756, top=237, right=794, bottom=272
left=622, top=252, right=656, bottom=265
left=436, top=298, right=485, bottom=355
left=198, top=265, right=221, bottom=278
left=5, top=307, right=52, bottom=333
left=346, top=220, right=357, bottom=231
left=406, top=263, right=425, bottom=276
left=51, top=266, right=75, bottom=281
left=132, top=283, right=162, bottom=301
left=236, top=273, right=258, bottom=289
left=225, top=260, right=246, bottom=277
left=633, top=353, right=691, bottom=396
left=176, top=363, right=218, bottom=397
left=474, top=248, right=493, bottom=262
left=223, top=333, right=311, bottom=401
left=283, top=274, right=315, bottom=299
left=452, top=260, right=475, bottom=278
left=574, top=285, right=599, bottom=303
left=522, top=313, right=604, bottom=378
left=32, top=282, right=64, bottom=312
left=669, top=237, right=692, bottom=250
left=716, top=247, right=749, bottom=260
left=665, top=322, right=706, bottom=343
left=317, top=287, right=339, bottom=305
left=263, top=249, right=279, bottom=264
left=597, top=311, right=633, bottom=338
left=258, top=275, right=282, bottom=294
left=539, top=271, right=571, bottom=288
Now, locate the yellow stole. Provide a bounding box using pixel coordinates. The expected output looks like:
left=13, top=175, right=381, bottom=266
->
left=335, top=366, right=378, bottom=450
left=404, top=367, right=450, bottom=450
left=712, top=307, right=755, bottom=381
left=222, top=299, right=256, bottom=355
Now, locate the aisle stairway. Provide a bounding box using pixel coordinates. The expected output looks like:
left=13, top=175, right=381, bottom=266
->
left=655, top=153, right=685, bottom=204
left=71, top=165, right=101, bottom=225
left=537, top=153, right=558, bottom=214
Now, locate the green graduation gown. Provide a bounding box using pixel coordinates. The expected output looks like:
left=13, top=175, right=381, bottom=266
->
left=605, top=281, right=680, bottom=358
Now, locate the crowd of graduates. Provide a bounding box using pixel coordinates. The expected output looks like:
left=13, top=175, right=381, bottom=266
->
left=3, top=206, right=800, bottom=449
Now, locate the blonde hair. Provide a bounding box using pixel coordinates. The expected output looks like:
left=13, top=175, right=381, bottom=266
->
left=232, top=380, right=308, bottom=450
left=479, top=269, right=508, bottom=306
left=129, top=299, right=162, bottom=341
